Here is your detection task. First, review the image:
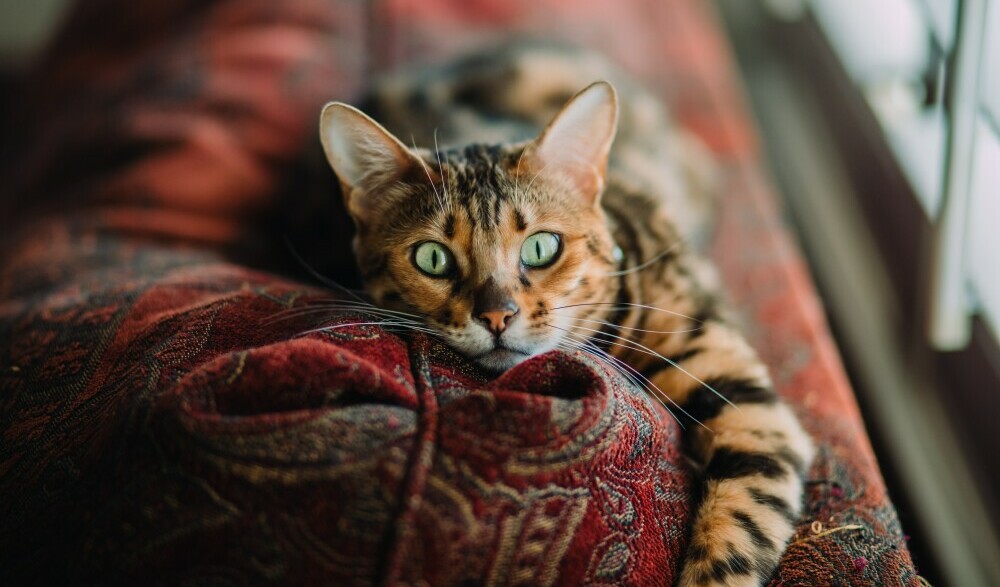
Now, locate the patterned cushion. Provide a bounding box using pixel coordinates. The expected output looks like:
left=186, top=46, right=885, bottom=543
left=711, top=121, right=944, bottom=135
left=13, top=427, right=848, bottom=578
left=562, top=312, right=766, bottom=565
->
left=0, top=0, right=920, bottom=585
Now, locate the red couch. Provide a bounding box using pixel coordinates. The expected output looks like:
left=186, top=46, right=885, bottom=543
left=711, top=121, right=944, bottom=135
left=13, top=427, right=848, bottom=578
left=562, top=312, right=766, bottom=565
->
left=0, top=0, right=920, bottom=585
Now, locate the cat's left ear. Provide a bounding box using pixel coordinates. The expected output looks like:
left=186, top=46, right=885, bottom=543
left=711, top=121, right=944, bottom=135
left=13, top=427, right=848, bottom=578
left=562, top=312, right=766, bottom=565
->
left=525, top=81, right=619, bottom=205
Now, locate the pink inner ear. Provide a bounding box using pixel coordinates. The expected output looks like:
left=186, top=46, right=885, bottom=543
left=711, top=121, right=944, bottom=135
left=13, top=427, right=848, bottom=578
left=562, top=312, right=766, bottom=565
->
left=531, top=82, right=618, bottom=203
left=320, top=103, right=419, bottom=195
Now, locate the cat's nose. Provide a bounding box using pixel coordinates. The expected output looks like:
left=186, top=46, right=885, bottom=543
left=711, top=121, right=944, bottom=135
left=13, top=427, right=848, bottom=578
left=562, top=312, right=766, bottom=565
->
left=477, top=306, right=519, bottom=335
left=473, top=279, right=519, bottom=335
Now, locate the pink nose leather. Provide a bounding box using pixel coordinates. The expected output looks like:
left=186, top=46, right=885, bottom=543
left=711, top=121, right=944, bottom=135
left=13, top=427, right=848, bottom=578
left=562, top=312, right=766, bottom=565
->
left=478, top=309, right=517, bottom=334
left=473, top=278, right=519, bottom=335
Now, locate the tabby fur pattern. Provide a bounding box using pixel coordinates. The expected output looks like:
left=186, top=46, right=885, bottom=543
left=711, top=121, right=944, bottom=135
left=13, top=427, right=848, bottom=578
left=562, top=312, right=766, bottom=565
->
left=318, top=42, right=814, bottom=587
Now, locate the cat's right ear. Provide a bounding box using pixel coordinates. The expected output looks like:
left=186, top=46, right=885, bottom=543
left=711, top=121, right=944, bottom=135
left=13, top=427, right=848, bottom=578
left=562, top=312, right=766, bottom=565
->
left=319, top=102, right=421, bottom=216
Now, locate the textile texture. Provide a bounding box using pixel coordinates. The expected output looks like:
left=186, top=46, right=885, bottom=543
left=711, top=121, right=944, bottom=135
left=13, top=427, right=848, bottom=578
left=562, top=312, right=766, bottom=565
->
left=0, top=0, right=919, bottom=585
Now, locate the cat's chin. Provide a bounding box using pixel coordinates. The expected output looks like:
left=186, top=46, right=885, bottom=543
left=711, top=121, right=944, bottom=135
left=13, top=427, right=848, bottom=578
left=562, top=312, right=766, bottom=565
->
left=472, top=348, right=533, bottom=373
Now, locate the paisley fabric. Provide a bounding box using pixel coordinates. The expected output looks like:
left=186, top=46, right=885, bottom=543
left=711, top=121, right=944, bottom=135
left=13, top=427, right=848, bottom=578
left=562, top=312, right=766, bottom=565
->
left=0, top=0, right=919, bottom=585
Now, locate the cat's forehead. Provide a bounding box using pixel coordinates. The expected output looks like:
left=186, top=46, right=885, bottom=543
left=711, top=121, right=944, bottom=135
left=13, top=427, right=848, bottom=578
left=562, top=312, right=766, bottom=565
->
left=378, top=141, right=577, bottom=238
left=431, top=143, right=530, bottom=229
left=437, top=143, right=518, bottom=185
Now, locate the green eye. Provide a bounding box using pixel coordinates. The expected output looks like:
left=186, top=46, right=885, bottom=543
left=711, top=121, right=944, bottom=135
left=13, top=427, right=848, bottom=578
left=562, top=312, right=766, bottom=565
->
left=413, top=241, right=454, bottom=276
left=520, top=232, right=561, bottom=268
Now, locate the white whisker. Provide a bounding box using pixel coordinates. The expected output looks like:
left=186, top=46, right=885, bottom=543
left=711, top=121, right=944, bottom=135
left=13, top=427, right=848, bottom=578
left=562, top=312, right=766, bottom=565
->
left=556, top=314, right=700, bottom=335
left=433, top=128, right=451, bottom=201
left=555, top=339, right=657, bottom=402
left=555, top=330, right=707, bottom=429
left=554, top=337, right=694, bottom=428
left=550, top=301, right=700, bottom=322
left=524, top=159, right=553, bottom=194
left=605, top=241, right=682, bottom=277
left=411, top=134, right=447, bottom=216
left=283, top=235, right=369, bottom=305
left=513, top=143, right=529, bottom=198
left=299, top=320, right=440, bottom=338
left=298, top=299, right=425, bottom=320
left=551, top=321, right=736, bottom=411
left=264, top=307, right=424, bottom=327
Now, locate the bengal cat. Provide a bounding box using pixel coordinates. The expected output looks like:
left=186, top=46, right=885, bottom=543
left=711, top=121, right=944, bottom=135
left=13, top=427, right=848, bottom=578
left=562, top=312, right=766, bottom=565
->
left=316, top=43, right=814, bottom=587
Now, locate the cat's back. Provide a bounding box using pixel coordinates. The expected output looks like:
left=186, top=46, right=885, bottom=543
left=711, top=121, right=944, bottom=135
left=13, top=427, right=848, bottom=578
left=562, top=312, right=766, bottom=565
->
left=362, top=41, right=719, bottom=249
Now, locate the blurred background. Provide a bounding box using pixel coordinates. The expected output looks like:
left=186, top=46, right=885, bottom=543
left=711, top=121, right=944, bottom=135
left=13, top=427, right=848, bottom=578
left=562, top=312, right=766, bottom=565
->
left=1, top=0, right=997, bottom=585
left=0, top=0, right=68, bottom=163
left=715, top=1, right=1000, bottom=585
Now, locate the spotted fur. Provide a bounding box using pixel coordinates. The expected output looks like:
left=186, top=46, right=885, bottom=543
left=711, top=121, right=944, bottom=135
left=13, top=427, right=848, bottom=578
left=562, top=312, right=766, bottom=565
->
left=319, top=42, right=814, bottom=586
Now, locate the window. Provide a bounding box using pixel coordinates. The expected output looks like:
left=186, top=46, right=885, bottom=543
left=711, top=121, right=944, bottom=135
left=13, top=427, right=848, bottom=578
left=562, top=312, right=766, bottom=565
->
left=810, top=0, right=999, bottom=350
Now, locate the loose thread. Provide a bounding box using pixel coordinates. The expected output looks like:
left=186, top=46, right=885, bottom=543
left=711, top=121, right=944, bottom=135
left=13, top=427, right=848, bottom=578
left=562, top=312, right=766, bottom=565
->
left=791, top=522, right=866, bottom=546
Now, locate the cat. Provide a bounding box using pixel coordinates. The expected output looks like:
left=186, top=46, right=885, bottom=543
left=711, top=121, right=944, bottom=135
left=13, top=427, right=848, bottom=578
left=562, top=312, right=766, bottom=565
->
left=317, top=43, right=814, bottom=587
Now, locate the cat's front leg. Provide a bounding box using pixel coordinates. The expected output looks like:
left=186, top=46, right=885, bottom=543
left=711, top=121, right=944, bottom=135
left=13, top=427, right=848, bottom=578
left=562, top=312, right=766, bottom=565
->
left=645, top=320, right=814, bottom=587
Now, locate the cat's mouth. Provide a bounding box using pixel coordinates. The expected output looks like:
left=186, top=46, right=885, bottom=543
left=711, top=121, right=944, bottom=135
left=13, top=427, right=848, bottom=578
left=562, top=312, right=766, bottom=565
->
left=471, top=343, right=533, bottom=372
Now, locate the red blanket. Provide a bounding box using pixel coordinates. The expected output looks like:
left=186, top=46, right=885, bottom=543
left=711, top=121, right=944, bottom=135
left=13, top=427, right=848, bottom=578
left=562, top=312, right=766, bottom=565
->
left=0, top=0, right=919, bottom=585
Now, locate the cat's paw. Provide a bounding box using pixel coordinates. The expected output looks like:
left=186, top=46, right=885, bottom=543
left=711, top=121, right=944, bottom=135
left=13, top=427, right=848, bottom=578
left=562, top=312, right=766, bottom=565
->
left=676, top=530, right=778, bottom=587
left=678, top=494, right=791, bottom=587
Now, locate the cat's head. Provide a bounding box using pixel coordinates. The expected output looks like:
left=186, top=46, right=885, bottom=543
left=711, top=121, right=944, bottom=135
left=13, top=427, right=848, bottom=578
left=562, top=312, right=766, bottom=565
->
left=319, top=82, right=619, bottom=372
